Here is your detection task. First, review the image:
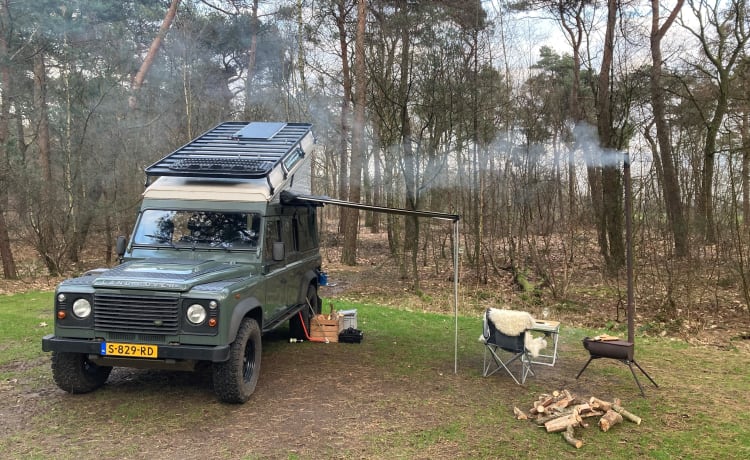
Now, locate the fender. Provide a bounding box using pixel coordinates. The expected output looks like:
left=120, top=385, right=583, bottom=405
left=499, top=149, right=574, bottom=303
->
left=294, top=268, right=320, bottom=305
left=227, top=297, right=263, bottom=343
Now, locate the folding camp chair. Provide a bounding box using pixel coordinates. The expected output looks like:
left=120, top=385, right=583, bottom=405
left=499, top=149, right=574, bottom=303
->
left=482, top=309, right=535, bottom=384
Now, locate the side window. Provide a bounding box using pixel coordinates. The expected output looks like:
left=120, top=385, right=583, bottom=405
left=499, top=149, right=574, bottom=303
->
left=292, top=216, right=301, bottom=252
left=309, top=208, right=319, bottom=247
left=296, top=213, right=312, bottom=252
left=264, top=219, right=281, bottom=262
left=281, top=216, right=296, bottom=254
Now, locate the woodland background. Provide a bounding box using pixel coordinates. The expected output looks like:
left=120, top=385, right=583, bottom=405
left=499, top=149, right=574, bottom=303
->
left=0, top=0, right=749, bottom=330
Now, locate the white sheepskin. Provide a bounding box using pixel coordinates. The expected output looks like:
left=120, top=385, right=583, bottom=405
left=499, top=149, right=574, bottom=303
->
left=481, top=307, right=548, bottom=358
left=488, top=308, right=534, bottom=335
left=524, top=334, right=547, bottom=358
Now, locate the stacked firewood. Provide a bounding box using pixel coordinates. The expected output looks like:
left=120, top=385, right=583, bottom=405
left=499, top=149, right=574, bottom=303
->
left=513, top=390, right=642, bottom=449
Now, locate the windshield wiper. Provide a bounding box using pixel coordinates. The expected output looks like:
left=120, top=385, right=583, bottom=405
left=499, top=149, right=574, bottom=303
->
left=144, top=234, right=176, bottom=248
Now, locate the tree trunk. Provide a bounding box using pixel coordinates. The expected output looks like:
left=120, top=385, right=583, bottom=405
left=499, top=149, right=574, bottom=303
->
left=0, top=0, right=17, bottom=279
left=650, top=0, right=687, bottom=257
left=129, top=0, right=180, bottom=110
left=33, top=51, right=58, bottom=276
left=596, top=0, right=624, bottom=273
left=244, top=0, right=259, bottom=118
left=370, top=146, right=382, bottom=233
left=743, top=112, right=750, bottom=230
left=342, top=0, right=367, bottom=266
left=397, top=0, right=419, bottom=290
left=558, top=1, right=585, bottom=225
left=335, top=0, right=351, bottom=234
left=688, top=0, right=749, bottom=242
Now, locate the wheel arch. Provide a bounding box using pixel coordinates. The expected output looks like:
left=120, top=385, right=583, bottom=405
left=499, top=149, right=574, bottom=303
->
left=295, top=268, right=320, bottom=305
left=228, top=297, right=263, bottom=343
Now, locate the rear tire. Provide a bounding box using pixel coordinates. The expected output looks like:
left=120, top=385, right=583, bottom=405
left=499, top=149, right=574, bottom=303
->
left=51, top=352, right=112, bottom=394
left=213, top=318, right=261, bottom=404
left=289, top=284, right=320, bottom=340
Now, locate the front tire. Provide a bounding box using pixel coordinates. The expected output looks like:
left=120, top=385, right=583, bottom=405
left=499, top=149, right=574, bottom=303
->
left=212, top=318, right=261, bottom=404
left=51, top=352, right=112, bottom=394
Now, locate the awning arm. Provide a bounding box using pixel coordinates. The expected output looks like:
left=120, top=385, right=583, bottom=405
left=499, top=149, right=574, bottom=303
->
left=279, top=191, right=460, bottom=222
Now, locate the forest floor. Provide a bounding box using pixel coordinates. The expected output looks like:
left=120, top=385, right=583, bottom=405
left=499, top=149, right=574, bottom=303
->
left=1, top=230, right=750, bottom=458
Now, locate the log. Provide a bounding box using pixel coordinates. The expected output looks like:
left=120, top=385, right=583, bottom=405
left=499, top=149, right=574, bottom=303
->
left=534, top=412, right=566, bottom=426
left=534, top=395, right=555, bottom=414
left=552, top=396, right=572, bottom=410
left=599, top=409, right=623, bottom=432
left=589, top=396, right=613, bottom=412
left=613, top=404, right=642, bottom=425
left=563, top=425, right=583, bottom=449
left=513, top=406, right=528, bottom=420
left=572, top=403, right=591, bottom=413
left=545, top=413, right=582, bottom=433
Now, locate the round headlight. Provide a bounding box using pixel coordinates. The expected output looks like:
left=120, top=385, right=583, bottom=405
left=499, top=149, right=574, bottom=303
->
left=72, top=298, right=91, bottom=318
left=187, top=304, right=207, bottom=325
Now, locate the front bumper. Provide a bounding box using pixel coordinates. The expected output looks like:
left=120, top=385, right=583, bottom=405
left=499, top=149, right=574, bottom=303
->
left=42, top=334, right=230, bottom=362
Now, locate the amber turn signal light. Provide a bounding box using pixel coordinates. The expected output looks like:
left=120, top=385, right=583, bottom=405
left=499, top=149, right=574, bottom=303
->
left=208, top=318, right=217, bottom=327
left=57, top=311, right=66, bottom=320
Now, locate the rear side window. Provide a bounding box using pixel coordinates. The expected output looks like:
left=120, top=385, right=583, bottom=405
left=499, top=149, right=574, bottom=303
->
left=263, top=219, right=282, bottom=262
left=295, top=212, right=317, bottom=251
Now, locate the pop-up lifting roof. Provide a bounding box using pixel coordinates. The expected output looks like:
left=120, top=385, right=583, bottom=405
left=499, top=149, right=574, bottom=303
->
left=144, top=121, right=314, bottom=195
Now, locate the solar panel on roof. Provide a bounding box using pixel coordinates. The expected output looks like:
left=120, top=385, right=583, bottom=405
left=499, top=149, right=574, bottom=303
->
left=144, top=121, right=313, bottom=182
left=233, top=122, right=286, bottom=140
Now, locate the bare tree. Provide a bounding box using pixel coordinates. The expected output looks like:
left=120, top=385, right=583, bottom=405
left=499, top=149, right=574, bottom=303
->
left=334, top=0, right=354, bottom=235
left=31, top=50, right=60, bottom=275
left=684, top=0, right=749, bottom=242
left=0, top=0, right=16, bottom=279
left=650, top=0, right=687, bottom=257
left=129, top=0, right=181, bottom=110
left=342, top=0, right=367, bottom=265
left=596, top=0, right=625, bottom=273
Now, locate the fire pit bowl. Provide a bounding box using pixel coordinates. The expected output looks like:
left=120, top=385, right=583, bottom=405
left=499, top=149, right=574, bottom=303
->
left=582, top=337, right=634, bottom=361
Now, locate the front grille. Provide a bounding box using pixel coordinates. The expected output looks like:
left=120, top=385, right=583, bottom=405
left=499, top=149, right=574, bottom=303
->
left=94, top=294, right=180, bottom=334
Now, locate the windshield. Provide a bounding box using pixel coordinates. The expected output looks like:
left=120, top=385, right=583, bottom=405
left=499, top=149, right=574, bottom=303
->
left=133, top=210, right=261, bottom=250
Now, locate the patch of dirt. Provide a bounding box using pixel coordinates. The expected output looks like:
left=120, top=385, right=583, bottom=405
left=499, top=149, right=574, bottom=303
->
left=2, top=230, right=750, bottom=458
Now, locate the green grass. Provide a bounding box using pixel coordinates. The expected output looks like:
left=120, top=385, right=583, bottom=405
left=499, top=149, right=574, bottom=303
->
left=1, top=292, right=749, bottom=459
left=0, top=291, right=53, bottom=366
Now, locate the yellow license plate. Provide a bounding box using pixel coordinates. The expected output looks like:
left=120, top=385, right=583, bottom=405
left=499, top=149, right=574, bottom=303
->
left=101, top=342, right=158, bottom=358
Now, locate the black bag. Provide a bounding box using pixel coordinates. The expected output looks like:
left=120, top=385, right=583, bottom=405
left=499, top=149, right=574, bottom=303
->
left=338, top=327, right=363, bottom=343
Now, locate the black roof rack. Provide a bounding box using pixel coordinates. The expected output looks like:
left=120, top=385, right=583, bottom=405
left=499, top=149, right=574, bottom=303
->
left=145, top=121, right=313, bottom=181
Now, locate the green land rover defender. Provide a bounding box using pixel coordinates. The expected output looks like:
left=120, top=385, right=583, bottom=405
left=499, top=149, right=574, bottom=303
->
left=42, top=121, right=323, bottom=403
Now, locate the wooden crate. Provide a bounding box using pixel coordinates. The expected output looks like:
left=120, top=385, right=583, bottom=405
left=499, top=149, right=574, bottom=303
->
left=309, top=314, right=342, bottom=342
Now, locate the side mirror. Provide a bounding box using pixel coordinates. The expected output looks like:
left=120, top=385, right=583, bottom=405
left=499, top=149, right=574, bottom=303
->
left=272, top=241, right=285, bottom=262
left=115, top=236, right=127, bottom=258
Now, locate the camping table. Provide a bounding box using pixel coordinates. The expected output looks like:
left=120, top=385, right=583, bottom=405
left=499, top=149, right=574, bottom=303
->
left=530, top=320, right=561, bottom=366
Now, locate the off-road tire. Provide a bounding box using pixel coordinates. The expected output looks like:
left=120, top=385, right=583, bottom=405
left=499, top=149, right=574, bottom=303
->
left=212, top=317, right=261, bottom=404
left=289, top=284, right=320, bottom=340
left=51, top=352, right=112, bottom=394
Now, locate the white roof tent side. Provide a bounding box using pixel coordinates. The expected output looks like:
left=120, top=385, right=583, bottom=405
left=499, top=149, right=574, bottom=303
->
left=143, top=176, right=274, bottom=202
left=143, top=121, right=315, bottom=201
